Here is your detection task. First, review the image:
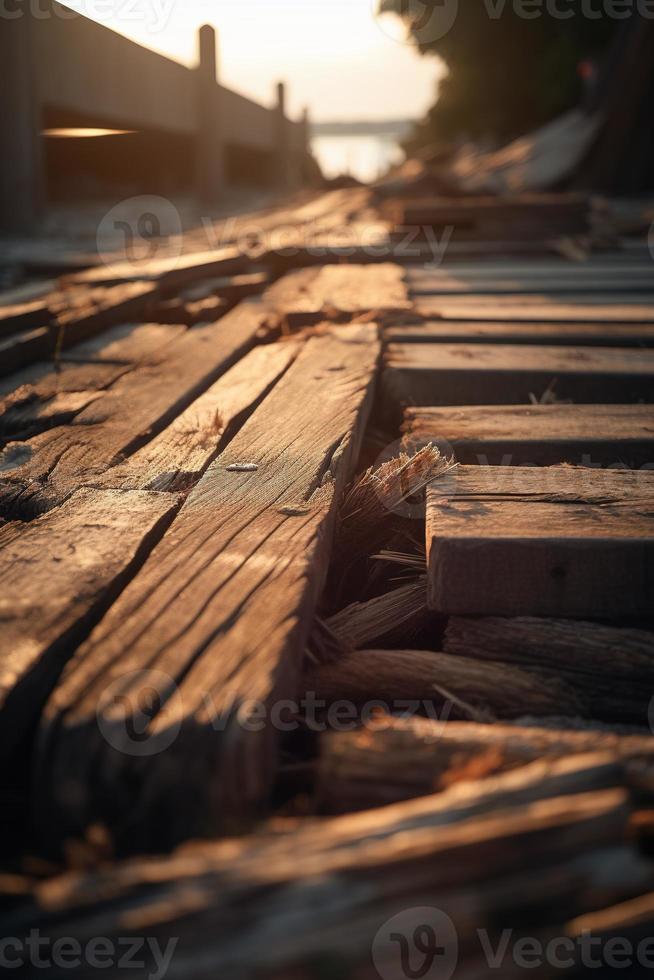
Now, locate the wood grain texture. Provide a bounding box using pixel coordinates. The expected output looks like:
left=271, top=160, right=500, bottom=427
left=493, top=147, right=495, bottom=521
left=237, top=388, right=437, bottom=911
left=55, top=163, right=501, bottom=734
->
left=0, top=322, right=187, bottom=443
left=100, top=342, right=299, bottom=491
left=384, top=342, right=654, bottom=406
left=265, top=263, right=411, bottom=326
left=0, top=487, right=180, bottom=764
left=307, top=647, right=577, bottom=717
left=445, top=617, right=654, bottom=717
left=318, top=716, right=654, bottom=811
left=7, top=762, right=634, bottom=980
left=426, top=466, right=654, bottom=618
left=0, top=283, right=159, bottom=377
left=0, top=300, right=271, bottom=518
left=386, top=320, right=654, bottom=347
left=403, top=404, right=654, bottom=467
left=35, top=324, right=380, bottom=852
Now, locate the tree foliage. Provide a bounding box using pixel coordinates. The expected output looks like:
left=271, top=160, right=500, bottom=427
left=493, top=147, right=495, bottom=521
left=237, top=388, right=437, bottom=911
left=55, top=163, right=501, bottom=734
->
left=380, top=0, right=620, bottom=147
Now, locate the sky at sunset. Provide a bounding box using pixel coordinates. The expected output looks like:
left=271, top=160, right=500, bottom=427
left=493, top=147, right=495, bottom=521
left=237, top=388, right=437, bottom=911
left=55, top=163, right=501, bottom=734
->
left=57, top=0, right=442, bottom=122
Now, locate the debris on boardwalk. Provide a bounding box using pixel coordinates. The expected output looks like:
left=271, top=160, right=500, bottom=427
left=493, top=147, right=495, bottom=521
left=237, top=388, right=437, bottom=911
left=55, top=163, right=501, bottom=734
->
left=2, top=185, right=654, bottom=978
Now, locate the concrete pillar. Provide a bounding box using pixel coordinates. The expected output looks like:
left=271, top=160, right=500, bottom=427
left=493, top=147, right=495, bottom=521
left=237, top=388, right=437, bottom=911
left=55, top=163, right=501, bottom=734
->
left=0, top=14, right=45, bottom=231
left=195, top=24, right=224, bottom=205
left=274, top=81, right=290, bottom=189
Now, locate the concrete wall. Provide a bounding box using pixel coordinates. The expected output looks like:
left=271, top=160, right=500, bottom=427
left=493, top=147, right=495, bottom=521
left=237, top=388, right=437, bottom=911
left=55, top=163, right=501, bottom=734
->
left=0, top=2, right=309, bottom=229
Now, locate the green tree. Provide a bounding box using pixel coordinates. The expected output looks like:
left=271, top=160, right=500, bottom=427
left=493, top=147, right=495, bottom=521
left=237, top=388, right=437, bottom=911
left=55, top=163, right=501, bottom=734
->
left=380, top=0, right=620, bottom=147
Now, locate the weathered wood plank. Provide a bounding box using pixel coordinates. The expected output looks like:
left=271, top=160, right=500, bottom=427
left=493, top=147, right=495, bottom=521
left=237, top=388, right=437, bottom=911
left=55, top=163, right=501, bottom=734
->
left=307, top=648, right=578, bottom=718
left=384, top=343, right=654, bottom=406
left=403, top=404, right=654, bottom=467
left=318, top=716, right=654, bottom=811
left=409, top=275, right=654, bottom=296
left=0, top=283, right=160, bottom=377
left=265, top=263, right=411, bottom=327
left=0, top=300, right=271, bottom=517
left=0, top=322, right=187, bottom=443
left=386, top=320, right=654, bottom=347
left=408, top=262, right=654, bottom=285
left=35, top=324, right=380, bottom=852
left=0, top=298, right=50, bottom=339
left=398, top=194, right=589, bottom=239
left=0, top=327, right=51, bottom=378
left=426, top=465, right=654, bottom=618
left=179, top=270, right=269, bottom=304
left=0, top=487, right=181, bottom=764
left=100, top=341, right=299, bottom=491
left=444, top=617, right=654, bottom=707
left=65, top=247, right=248, bottom=289
left=415, top=297, right=654, bottom=322
left=9, top=763, right=633, bottom=980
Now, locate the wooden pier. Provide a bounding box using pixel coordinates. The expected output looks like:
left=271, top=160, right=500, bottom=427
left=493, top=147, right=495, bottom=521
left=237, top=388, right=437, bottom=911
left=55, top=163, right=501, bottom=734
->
left=2, top=188, right=654, bottom=977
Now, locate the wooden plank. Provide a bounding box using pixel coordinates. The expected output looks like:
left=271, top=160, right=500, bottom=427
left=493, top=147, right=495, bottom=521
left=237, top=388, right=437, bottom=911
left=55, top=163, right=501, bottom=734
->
left=384, top=343, right=654, bottom=406
left=445, top=616, right=654, bottom=687
left=403, top=404, right=654, bottom=467
left=0, top=322, right=187, bottom=443
left=410, top=276, right=654, bottom=295
left=0, top=327, right=51, bottom=378
left=318, top=716, right=654, bottom=811
left=415, top=297, right=654, bottom=322
left=309, top=626, right=654, bottom=725
left=426, top=465, right=654, bottom=618
left=386, top=320, right=654, bottom=347
left=265, top=263, right=411, bottom=327
left=0, top=487, right=180, bottom=765
left=100, top=341, right=299, bottom=491
left=13, top=766, right=632, bottom=978
left=0, top=283, right=160, bottom=378
left=0, top=298, right=50, bottom=339
left=64, top=246, right=247, bottom=289
left=35, top=324, right=380, bottom=851
left=179, top=270, right=269, bottom=303
left=0, top=300, right=270, bottom=518
left=408, top=261, right=654, bottom=283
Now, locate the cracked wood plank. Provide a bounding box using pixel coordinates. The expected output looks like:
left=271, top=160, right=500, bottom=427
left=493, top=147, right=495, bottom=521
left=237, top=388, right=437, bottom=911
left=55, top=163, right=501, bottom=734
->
left=265, top=263, right=411, bottom=327
left=9, top=768, right=632, bottom=978
left=0, top=322, right=187, bottom=443
left=0, top=487, right=181, bottom=765
left=35, top=323, right=380, bottom=852
left=403, top=404, right=654, bottom=467
left=317, top=716, right=654, bottom=812
left=384, top=343, right=654, bottom=406
left=100, top=341, right=299, bottom=491
left=426, top=465, right=654, bottom=618
left=0, top=300, right=272, bottom=518
left=385, top=320, right=654, bottom=347
left=0, top=283, right=160, bottom=378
